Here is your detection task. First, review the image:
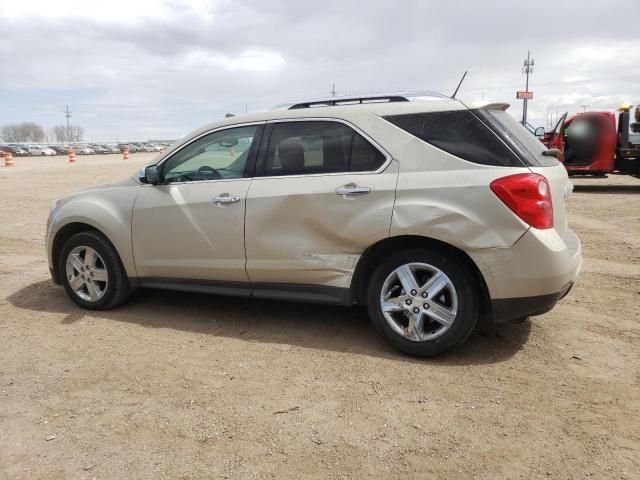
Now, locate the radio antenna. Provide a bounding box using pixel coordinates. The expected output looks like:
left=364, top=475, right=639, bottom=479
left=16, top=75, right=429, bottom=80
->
left=451, top=70, right=468, bottom=99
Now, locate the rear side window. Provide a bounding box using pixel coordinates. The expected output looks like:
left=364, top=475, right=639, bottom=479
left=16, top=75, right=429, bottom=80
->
left=384, top=110, right=526, bottom=167
left=263, top=121, right=386, bottom=176
left=479, top=109, right=557, bottom=167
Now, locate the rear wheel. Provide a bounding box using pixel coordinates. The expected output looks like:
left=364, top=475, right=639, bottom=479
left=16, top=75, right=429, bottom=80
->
left=367, top=249, right=478, bottom=356
left=58, top=231, right=131, bottom=310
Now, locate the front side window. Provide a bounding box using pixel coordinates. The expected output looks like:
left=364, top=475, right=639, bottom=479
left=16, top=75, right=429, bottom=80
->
left=162, top=125, right=259, bottom=183
left=263, top=121, right=386, bottom=177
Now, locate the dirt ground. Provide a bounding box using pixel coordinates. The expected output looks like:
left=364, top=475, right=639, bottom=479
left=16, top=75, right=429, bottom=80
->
left=1, top=154, right=639, bottom=479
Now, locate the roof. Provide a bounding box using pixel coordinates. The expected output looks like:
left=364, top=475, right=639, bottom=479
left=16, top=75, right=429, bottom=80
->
left=177, top=92, right=465, bottom=141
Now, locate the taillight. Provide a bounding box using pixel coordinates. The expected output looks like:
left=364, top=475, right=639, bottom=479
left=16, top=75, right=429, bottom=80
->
left=490, top=173, right=553, bottom=229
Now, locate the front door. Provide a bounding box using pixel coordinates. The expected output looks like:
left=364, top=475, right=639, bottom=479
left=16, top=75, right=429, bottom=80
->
left=544, top=112, right=567, bottom=152
left=245, top=119, right=398, bottom=289
left=132, top=124, right=263, bottom=282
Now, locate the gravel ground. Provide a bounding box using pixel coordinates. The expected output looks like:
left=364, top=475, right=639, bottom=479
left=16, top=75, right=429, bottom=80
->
left=1, top=154, right=639, bottom=479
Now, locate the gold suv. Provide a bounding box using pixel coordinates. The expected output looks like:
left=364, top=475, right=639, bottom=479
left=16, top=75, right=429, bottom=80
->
left=47, top=94, right=582, bottom=355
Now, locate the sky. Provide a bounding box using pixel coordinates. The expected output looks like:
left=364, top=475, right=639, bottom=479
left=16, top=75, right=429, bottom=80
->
left=0, top=0, right=639, bottom=142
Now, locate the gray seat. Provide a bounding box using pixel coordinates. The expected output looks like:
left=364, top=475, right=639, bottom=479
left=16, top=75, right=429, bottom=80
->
left=278, top=142, right=305, bottom=174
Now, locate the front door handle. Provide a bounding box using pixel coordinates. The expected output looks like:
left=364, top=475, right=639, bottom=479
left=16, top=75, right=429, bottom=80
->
left=335, top=183, right=371, bottom=197
left=213, top=193, right=240, bottom=205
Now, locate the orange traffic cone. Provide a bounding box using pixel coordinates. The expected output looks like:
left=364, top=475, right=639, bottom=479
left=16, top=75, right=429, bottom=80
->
left=68, top=149, right=76, bottom=163
left=123, top=148, right=129, bottom=160
left=4, top=151, right=15, bottom=167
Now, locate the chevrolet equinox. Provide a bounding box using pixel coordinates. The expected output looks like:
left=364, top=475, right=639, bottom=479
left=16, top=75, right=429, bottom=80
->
left=46, top=93, right=582, bottom=356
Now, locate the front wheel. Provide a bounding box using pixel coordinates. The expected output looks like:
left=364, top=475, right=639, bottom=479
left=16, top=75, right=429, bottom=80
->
left=366, top=249, right=478, bottom=356
left=58, top=231, right=131, bottom=310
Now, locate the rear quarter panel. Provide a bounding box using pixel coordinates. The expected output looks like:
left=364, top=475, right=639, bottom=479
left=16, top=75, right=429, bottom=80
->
left=377, top=128, right=531, bottom=249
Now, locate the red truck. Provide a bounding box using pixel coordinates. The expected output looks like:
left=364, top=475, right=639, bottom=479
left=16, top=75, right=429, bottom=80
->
left=540, top=105, right=640, bottom=176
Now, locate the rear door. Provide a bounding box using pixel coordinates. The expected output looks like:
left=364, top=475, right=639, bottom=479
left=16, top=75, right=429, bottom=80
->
left=245, top=119, right=398, bottom=289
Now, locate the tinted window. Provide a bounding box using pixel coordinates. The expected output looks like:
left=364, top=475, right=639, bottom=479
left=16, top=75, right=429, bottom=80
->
left=479, top=109, right=556, bottom=167
left=162, top=125, right=258, bottom=183
left=264, top=121, right=385, bottom=176
left=384, top=110, right=525, bottom=167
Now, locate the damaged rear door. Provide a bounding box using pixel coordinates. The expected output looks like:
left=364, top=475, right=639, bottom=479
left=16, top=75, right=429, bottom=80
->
left=245, top=119, right=398, bottom=290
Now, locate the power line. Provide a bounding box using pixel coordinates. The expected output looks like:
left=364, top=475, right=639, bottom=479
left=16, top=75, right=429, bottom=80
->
left=460, top=74, right=638, bottom=93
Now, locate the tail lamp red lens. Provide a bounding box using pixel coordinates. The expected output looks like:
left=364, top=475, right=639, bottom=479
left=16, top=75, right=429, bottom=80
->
left=490, top=173, right=553, bottom=229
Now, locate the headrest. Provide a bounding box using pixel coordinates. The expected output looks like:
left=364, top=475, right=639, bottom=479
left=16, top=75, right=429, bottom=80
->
left=278, top=142, right=305, bottom=174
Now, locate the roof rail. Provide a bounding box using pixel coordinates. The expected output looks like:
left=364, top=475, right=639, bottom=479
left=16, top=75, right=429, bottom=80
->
left=288, top=95, right=410, bottom=110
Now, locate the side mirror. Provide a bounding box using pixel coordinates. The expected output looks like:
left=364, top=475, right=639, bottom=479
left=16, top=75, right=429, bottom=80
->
left=534, top=126, right=545, bottom=138
left=144, top=165, right=161, bottom=184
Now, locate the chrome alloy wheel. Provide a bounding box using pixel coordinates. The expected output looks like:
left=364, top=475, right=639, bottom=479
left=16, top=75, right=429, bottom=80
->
left=380, top=262, right=458, bottom=342
left=65, top=246, right=109, bottom=302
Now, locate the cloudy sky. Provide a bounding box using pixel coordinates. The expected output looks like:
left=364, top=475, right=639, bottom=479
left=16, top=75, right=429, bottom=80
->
left=1, top=0, right=639, bottom=142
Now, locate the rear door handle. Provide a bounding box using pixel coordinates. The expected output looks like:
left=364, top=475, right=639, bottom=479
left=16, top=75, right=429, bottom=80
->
left=335, top=184, right=371, bottom=197
left=213, top=193, right=240, bottom=205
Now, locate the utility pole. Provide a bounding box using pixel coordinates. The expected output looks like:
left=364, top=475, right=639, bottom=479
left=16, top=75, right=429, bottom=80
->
left=330, top=82, right=337, bottom=97
left=580, top=105, right=589, bottom=113
left=63, top=105, right=72, bottom=142
left=521, top=51, right=534, bottom=126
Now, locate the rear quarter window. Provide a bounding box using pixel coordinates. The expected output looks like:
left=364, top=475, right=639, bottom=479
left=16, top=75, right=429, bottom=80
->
left=479, top=109, right=558, bottom=167
left=384, top=110, right=526, bottom=167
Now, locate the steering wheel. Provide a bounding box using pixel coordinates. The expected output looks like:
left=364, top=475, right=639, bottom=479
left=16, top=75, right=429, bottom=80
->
left=196, top=165, right=222, bottom=180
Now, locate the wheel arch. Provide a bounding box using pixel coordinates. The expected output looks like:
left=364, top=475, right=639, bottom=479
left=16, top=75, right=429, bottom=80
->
left=51, top=222, right=124, bottom=283
left=350, top=235, right=492, bottom=322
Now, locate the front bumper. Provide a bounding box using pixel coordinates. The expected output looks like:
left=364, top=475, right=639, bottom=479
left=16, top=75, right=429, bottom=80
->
left=469, top=227, right=582, bottom=322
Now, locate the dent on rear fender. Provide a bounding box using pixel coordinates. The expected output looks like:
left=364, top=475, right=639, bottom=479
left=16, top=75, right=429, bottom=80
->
left=392, top=201, right=523, bottom=249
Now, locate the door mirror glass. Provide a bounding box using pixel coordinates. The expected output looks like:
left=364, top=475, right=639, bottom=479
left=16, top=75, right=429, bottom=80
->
left=534, top=126, right=545, bottom=138
left=145, top=165, right=161, bottom=184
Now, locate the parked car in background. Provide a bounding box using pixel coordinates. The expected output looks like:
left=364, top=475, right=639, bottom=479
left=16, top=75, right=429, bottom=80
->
left=28, top=146, right=57, bottom=156
left=49, top=146, right=69, bottom=155
left=2, top=145, right=30, bottom=156
left=118, top=144, right=137, bottom=153
left=142, top=144, right=157, bottom=152
left=105, top=145, right=121, bottom=154
left=72, top=146, right=95, bottom=155
left=91, top=145, right=109, bottom=154
left=46, top=93, right=582, bottom=356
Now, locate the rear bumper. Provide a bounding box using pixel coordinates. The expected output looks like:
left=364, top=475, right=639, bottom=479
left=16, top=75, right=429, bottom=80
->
left=491, top=281, right=574, bottom=323
left=469, top=227, right=582, bottom=321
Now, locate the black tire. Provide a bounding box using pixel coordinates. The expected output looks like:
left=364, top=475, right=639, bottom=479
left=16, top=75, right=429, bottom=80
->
left=58, top=231, right=131, bottom=310
left=366, top=249, right=478, bottom=356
